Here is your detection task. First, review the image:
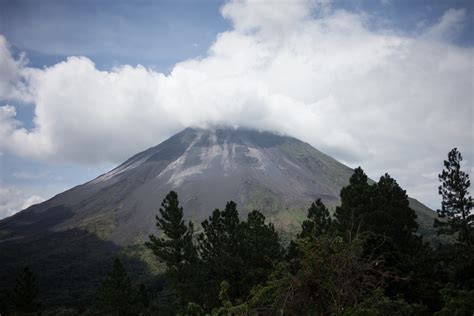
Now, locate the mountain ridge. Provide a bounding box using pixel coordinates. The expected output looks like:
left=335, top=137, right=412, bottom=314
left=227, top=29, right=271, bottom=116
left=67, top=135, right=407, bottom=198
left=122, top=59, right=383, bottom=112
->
left=0, top=126, right=439, bottom=307
left=1, top=127, right=436, bottom=244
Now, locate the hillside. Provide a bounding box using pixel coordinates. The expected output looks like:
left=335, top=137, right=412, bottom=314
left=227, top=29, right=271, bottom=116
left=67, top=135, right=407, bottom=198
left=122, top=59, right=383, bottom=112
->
left=0, top=127, right=438, bottom=306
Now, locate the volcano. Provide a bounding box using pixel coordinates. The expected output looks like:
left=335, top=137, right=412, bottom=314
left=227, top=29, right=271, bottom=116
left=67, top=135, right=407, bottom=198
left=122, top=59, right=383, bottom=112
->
left=0, top=127, right=437, bottom=306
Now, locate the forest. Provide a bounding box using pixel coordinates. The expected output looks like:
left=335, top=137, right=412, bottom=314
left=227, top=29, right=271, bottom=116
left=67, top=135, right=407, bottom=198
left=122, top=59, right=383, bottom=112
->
left=2, top=148, right=473, bottom=315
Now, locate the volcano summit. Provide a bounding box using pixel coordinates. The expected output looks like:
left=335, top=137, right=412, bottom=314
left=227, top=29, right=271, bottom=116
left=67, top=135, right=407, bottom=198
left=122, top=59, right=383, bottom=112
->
left=0, top=127, right=436, bottom=305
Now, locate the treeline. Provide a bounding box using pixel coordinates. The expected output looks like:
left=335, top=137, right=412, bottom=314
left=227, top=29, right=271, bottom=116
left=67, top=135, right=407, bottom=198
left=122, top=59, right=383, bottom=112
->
left=2, top=148, right=473, bottom=315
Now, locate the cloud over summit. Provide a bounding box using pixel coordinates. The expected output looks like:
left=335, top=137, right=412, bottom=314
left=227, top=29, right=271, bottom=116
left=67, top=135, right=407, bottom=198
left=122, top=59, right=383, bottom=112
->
left=0, top=0, right=472, bottom=206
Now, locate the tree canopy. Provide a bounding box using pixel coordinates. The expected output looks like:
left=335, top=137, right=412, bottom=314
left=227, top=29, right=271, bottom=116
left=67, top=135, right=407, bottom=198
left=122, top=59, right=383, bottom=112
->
left=435, top=148, right=473, bottom=247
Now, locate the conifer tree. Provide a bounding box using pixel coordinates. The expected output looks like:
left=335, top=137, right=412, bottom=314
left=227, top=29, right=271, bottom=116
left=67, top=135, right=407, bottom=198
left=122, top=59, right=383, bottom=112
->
left=299, top=198, right=333, bottom=239
left=96, top=258, right=136, bottom=315
left=288, top=199, right=333, bottom=263
left=335, top=167, right=374, bottom=241
left=241, top=210, right=283, bottom=294
left=146, top=191, right=196, bottom=305
left=371, top=173, right=418, bottom=249
left=435, top=148, right=473, bottom=247
left=136, top=283, right=149, bottom=309
left=332, top=169, right=425, bottom=303
left=198, top=201, right=243, bottom=305
left=335, top=168, right=419, bottom=250
left=198, top=202, right=283, bottom=308
left=13, top=267, right=39, bottom=314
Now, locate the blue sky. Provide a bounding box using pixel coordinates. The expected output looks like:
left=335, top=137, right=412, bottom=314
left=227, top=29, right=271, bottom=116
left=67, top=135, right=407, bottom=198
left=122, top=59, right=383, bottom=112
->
left=2, top=0, right=472, bottom=71
left=0, top=0, right=473, bottom=218
left=1, top=0, right=230, bottom=217
left=1, top=0, right=229, bottom=70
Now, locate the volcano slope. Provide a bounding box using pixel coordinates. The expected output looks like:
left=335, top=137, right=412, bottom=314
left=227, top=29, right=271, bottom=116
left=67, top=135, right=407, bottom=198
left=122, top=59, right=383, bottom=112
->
left=0, top=127, right=438, bottom=306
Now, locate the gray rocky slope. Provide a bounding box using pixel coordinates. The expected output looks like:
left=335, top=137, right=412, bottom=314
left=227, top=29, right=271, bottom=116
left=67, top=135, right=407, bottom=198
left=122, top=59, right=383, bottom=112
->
left=0, top=127, right=436, bottom=246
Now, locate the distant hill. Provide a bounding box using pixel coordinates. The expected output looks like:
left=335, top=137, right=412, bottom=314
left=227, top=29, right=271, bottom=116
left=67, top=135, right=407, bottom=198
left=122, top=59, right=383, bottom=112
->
left=0, top=127, right=439, bottom=307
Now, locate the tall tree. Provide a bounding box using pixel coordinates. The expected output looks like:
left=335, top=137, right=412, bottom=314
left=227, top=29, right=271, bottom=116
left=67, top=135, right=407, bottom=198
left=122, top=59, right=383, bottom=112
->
left=96, top=258, right=136, bottom=315
left=13, top=267, right=39, bottom=314
left=288, top=199, right=333, bottom=264
left=146, top=191, right=197, bottom=306
left=198, top=201, right=243, bottom=306
left=371, top=173, right=419, bottom=250
left=298, top=198, right=333, bottom=239
left=335, top=169, right=419, bottom=250
left=333, top=169, right=429, bottom=306
left=335, top=167, right=375, bottom=241
left=435, top=148, right=473, bottom=247
left=197, top=202, right=283, bottom=308
left=240, top=210, right=284, bottom=295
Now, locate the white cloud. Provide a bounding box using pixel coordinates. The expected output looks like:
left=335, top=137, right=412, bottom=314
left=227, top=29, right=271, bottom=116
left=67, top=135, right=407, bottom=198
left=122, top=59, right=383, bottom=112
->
left=423, top=9, right=467, bottom=41
left=0, top=36, right=33, bottom=102
left=21, top=195, right=45, bottom=210
left=0, top=184, right=44, bottom=219
left=221, top=0, right=330, bottom=36
left=0, top=0, right=472, bottom=208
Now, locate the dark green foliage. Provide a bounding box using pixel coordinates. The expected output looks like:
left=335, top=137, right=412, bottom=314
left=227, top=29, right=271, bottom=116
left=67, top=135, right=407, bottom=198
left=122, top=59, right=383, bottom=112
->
left=136, top=283, right=149, bottom=309
left=186, top=281, right=249, bottom=316
left=18, top=149, right=474, bottom=314
left=197, top=202, right=283, bottom=308
left=435, top=148, right=473, bottom=247
left=250, top=236, right=385, bottom=315
left=240, top=210, right=283, bottom=294
left=197, top=202, right=243, bottom=307
left=371, top=174, right=419, bottom=250
left=335, top=167, right=375, bottom=241
left=142, top=287, right=178, bottom=316
left=41, top=307, right=80, bottom=315
left=359, top=175, right=429, bottom=306
left=145, top=191, right=197, bottom=306
left=211, top=281, right=249, bottom=315
left=299, top=198, right=333, bottom=239
left=432, top=242, right=474, bottom=304
left=13, top=267, right=40, bottom=314
left=431, top=149, right=474, bottom=311
left=253, top=169, right=435, bottom=314
left=95, top=258, right=137, bottom=315
left=333, top=168, right=437, bottom=310
left=335, top=168, right=419, bottom=250
left=343, top=290, right=427, bottom=315
left=146, top=191, right=196, bottom=270
left=334, top=169, right=420, bottom=256
left=287, top=198, right=332, bottom=263
left=434, top=288, right=474, bottom=316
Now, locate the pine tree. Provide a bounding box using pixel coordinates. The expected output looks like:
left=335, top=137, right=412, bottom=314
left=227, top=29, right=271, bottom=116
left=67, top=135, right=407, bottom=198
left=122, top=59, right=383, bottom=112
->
left=335, top=167, right=375, bottom=241
left=198, top=202, right=283, bottom=308
left=299, top=198, right=333, bottom=239
left=288, top=199, right=333, bottom=263
left=96, top=258, right=136, bottom=315
left=145, top=191, right=197, bottom=306
left=136, top=283, right=149, bottom=309
left=435, top=148, right=473, bottom=247
left=198, top=201, right=243, bottom=305
left=335, top=168, right=419, bottom=250
left=371, top=173, right=418, bottom=250
left=332, top=169, right=428, bottom=305
left=240, top=210, right=284, bottom=295
left=13, top=267, right=39, bottom=314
